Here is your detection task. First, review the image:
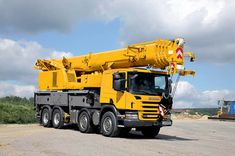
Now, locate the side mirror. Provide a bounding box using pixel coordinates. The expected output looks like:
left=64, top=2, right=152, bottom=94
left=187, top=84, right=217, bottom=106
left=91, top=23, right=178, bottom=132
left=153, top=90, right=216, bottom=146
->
left=113, top=73, right=126, bottom=92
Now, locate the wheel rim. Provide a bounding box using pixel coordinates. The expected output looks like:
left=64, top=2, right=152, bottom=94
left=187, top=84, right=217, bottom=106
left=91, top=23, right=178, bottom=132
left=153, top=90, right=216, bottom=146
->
left=53, top=113, right=60, bottom=126
left=80, top=114, right=88, bottom=130
left=43, top=111, right=49, bottom=124
left=103, top=116, right=112, bottom=133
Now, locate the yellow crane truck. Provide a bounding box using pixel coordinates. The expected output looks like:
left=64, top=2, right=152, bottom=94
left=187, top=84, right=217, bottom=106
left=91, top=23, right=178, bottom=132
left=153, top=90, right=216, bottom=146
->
left=34, top=38, right=195, bottom=137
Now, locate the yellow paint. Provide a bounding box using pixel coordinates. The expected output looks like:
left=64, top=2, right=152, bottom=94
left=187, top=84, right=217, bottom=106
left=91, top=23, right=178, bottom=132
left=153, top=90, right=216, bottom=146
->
left=35, top=38, right=195, bottom=121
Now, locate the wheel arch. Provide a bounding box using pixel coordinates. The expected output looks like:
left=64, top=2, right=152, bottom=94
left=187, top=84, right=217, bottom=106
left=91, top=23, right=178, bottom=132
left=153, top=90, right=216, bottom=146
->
left=78, top=108, right=91, bottom=118
left=100, top=104, right=119, bottom=122
left=52, top=106, right=64, bottom=116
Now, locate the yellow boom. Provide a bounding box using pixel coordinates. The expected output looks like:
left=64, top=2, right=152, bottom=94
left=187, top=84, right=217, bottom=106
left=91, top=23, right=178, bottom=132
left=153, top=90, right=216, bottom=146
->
left=35, top=38, right=195, bottom=90
left=35, top=38, right=195, bottom=75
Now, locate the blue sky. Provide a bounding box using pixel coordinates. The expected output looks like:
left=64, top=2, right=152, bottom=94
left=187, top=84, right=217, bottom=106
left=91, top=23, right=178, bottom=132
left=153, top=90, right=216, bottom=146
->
left=4, top=20, right=121, bottom=53
left=0, top=0, right=234, bottom=108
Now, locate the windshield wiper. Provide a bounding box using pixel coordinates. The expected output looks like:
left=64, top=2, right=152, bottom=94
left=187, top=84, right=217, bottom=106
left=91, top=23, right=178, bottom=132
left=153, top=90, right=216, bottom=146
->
left=138, top=90, right=156, bottom=95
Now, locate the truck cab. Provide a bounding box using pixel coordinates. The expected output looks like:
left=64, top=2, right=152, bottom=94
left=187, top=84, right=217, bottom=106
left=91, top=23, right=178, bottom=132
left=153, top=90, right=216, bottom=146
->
left=99, top=68, right=172, bottom=136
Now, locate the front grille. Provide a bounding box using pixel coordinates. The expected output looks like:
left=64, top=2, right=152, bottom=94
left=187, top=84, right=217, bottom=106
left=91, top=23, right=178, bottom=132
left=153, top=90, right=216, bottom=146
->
left=139, top=101, right=161, bottom=120
left=140, top=111, right=160, bottom=120
left=142, top=101, right=158, bottom=104
left=142, top=106, right=158, bottom=109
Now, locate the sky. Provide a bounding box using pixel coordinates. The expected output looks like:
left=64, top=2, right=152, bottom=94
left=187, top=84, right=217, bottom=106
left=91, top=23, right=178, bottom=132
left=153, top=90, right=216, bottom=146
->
left=0, top=0, right=235, bottom=108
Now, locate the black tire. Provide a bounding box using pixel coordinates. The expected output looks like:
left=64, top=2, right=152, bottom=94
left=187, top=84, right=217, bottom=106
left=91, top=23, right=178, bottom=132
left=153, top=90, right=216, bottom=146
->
left=52, top=109, right=64, bottom=129
left=41, top=108, right=51, bottom=127
left=78, top=111, right=93, bottom=133
left=120, top=128, right=131, bottom=136
left=141, top=126, right=160, bottom=138
left=100, top=111, right=120, bottom=137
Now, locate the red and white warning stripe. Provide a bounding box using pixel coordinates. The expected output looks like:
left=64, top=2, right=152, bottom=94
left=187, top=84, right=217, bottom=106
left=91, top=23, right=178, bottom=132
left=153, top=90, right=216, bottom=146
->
left=176, top=47, right=183, bottom=59
left=170, top=63, right=175, bottom=68
left=159, top=106, right=165, bottom=116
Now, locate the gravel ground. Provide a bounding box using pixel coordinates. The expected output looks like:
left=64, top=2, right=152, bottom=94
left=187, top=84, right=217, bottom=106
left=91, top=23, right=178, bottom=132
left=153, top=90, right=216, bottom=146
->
left=0, top=120, right=235, bottom=156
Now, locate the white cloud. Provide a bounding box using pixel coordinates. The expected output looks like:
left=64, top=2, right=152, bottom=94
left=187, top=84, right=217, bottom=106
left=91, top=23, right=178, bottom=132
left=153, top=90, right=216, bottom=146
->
left=0, top=82, right=36, bottom=98
left=0, top=0, right=235, bottom=63
left=0, top=38, right=72, bottom=97
left=174, top=81, right=235, bottom=108
left=0, top=0, right=234, bottom=100
left=0, top=38, right=72, bottom=83
left=0, top=39, right=43, bottom=84
left=50, top=51, right=73, bottom=59
left=95, top=0, right=235, bottom=63
left=0, top=0, right=100, bottom=33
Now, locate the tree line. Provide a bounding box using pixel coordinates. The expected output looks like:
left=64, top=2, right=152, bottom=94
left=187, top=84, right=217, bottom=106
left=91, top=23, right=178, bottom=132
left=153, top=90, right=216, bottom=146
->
left=0, top=96, right=36, bottom=124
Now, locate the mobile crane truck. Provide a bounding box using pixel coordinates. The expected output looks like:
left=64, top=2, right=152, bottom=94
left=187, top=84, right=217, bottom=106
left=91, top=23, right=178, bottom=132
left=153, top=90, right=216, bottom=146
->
left=34, top=38, right=195, bottom=137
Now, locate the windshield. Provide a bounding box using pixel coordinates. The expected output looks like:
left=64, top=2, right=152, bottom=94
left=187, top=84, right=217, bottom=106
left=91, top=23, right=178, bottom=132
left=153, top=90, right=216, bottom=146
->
left=128, top=72, right=168, bottom=95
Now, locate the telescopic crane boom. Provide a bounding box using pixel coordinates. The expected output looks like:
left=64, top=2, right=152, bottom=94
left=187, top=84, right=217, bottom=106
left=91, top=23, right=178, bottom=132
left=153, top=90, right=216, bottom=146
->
left=35, top=38, right=195, bottom=76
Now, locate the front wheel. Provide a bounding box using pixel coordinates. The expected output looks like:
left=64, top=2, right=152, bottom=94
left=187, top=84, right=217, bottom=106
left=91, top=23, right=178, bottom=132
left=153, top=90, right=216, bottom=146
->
left=141, top=127, right=160, bottom=138
left=100, top=111, right=120, bottom=137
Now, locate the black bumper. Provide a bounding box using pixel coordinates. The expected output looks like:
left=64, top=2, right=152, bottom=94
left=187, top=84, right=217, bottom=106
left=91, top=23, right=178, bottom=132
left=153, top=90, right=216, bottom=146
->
left=122, top=119, right=172, bottom=128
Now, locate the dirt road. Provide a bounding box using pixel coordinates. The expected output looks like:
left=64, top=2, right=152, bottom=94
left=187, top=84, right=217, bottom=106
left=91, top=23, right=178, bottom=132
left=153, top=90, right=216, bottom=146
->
left=0, top=120, right=235, bottom=156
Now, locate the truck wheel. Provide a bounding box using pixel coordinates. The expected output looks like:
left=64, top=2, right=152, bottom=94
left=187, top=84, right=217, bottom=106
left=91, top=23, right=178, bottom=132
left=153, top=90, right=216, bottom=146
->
left=41, top=108, right=51, bottom=127
left=141, top=127, right=160, bottom=138
left=52, top=109, right=64, bottom=129
left=78, top=111, right=93, bottom=133
left=101, top=111, right=120, bottom=137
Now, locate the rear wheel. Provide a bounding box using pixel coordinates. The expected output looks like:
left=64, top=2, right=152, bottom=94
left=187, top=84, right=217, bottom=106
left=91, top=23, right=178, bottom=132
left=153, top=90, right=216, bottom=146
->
left=52, top=109, right=64, bottom=129
left=141, top=126, right=160, bottom=138
left=101, top=111, right=120, bottom=137
left=41, top=108, right=51, bottom=127
left=78, top=111, right=93, bottom=133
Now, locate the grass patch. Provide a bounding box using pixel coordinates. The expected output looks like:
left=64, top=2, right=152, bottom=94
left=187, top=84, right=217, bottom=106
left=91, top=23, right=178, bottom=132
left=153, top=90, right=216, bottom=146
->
left=0, top=96, right=36, bottom=124
left=173, top=108, right=219, bottom=116
left=188, top=108, right=219, bottom=116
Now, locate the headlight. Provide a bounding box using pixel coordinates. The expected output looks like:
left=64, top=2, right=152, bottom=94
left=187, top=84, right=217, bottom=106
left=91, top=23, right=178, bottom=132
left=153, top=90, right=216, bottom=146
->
left=125, top=112, right=138, bottom=120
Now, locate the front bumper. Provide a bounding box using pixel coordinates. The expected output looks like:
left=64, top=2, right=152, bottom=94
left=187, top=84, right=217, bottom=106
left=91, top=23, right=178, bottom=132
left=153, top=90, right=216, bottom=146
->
left=122, top=119, right=172, bottom=128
